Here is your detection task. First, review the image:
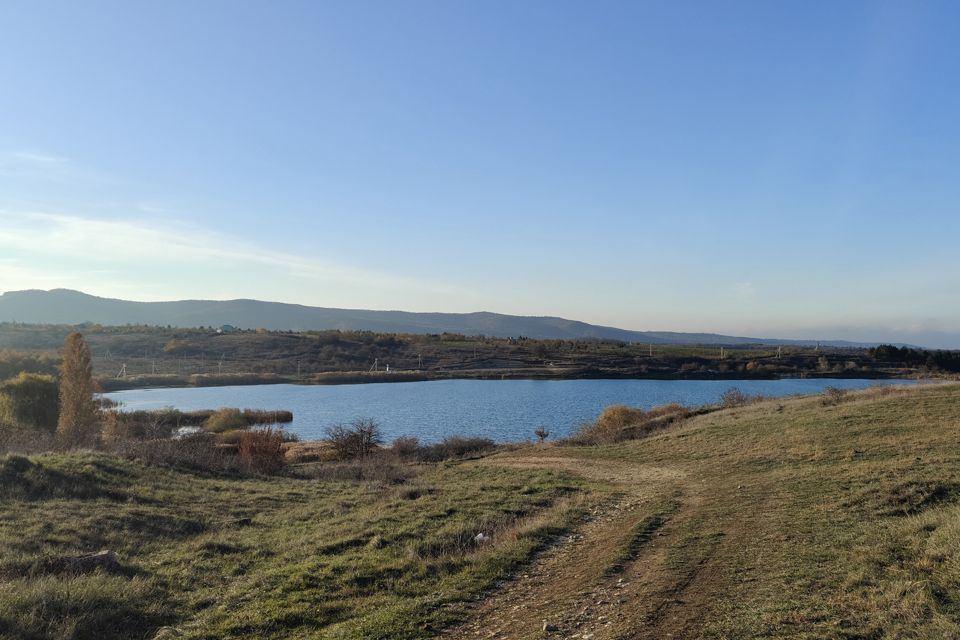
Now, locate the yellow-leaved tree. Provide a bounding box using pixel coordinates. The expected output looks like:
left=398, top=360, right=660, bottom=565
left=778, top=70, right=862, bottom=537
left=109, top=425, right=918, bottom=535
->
left=57, top=332, right=99, bottom=447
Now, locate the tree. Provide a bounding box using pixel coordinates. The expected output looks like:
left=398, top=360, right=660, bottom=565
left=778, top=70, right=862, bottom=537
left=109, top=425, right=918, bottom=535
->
left=534, top=426, right=550, bottom=443
left=57, top=332, right=100, bottom=447
left=0, top=372, right=59, bottom=432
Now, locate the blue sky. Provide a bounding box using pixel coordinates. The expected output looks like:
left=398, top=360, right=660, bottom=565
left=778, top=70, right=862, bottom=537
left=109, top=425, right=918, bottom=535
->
left=1, top=1, right=959, bottom=347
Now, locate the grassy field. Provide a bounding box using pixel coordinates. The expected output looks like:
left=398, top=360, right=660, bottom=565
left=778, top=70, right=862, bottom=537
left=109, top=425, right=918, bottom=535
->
left=4, top=383, right=960, bottom=639
left=0, top=455, right=594, bottom=640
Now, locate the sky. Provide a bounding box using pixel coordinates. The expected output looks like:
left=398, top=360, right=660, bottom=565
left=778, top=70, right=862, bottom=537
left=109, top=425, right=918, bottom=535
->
left=1, top=1, right=959, bottom=347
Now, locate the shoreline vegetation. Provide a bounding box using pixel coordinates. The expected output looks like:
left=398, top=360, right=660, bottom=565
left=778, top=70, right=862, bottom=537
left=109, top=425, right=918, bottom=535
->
left=95, top=366, right=925, bottom=392
left=0, top=321, right=950, bottom=391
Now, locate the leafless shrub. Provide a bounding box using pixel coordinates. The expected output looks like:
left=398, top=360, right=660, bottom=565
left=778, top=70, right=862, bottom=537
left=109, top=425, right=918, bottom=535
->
left=237, top=427, right=288, bottom=474
left=112, top=433, right=242, bottom=473
left=719, top=387, right=750, bottom=408
left=0, top=421, right=56, bottom=454
left=325, top=418, right=384, bottom=460
left=821, top=386, right=849, bottom=406
left=391, top=436, right=420, bottom=460
left=411, top=436, right=496, bottom=462
left=534, top=427, right=550, bottom=443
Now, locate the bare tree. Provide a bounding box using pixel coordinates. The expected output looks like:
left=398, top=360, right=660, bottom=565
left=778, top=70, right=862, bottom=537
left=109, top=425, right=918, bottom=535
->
left=534, top=426, right=550, bottom=443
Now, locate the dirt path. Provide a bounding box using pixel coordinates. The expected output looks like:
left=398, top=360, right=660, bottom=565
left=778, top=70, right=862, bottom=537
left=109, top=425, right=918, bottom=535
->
left=443, top=453, right=763, bottom=640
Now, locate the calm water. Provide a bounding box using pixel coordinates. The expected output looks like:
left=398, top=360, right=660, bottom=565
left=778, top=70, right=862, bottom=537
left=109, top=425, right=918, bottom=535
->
left=105, top=378, right=915, bottom=443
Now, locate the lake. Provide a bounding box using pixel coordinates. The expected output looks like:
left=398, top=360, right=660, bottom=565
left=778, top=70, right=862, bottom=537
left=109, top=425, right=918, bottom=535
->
left=103, top=378, right=917, bottom=443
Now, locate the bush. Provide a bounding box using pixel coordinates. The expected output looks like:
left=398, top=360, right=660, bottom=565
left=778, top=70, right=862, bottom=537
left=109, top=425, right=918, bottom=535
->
left=567, top=403, right=690, bottom=445
left=101, top=410, right=177, bottom=443
left=238, top=428, right=287, bottom=474
left=241, top=409, right=293, bottom=424
left=282, top=441, right=334, bottom=464
left=204, top=408, right=246, bottom=433
left=821, top=386, right=848, bottom=406
left=0, top=373, right=59, bottom=432
left=113, top=433, right=241, bottom=474
left=719, top=387, right=750, bottom=408
left=0, top=421, right=55, bottom=454
left=413, top=436, right=496, bottom=462
left=325, top=418, right=383, bottom=460
left=391, top=436, right=420, bottom=460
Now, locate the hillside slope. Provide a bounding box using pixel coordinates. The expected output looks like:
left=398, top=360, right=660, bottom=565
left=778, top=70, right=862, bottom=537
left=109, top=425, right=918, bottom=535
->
left=0, top=289, right=867, bottom=346
left=449, top=383, right=960, bottom=639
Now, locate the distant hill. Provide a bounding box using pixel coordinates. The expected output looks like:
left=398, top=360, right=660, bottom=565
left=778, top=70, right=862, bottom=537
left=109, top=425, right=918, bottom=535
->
left=0, top=289, right=871, bottom=347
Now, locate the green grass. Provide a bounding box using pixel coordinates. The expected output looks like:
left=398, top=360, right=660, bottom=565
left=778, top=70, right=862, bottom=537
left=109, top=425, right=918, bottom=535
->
left=0, top=454, right=590, bottom=640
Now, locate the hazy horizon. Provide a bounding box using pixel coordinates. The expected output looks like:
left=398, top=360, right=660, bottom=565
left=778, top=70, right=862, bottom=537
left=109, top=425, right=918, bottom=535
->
left=0, top=287, right=953, bottom=349
left=2, top=2, right=959, bottom=348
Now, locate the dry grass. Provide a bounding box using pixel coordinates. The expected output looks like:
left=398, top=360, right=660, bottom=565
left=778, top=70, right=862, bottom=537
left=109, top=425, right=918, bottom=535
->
left=237, top=428, right=287, bottom=474
left=567, top=402, right=691, bottom=445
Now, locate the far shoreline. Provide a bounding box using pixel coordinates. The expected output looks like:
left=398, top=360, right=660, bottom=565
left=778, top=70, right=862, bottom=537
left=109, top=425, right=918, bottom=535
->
left=97, top=368, right=928, bottom=392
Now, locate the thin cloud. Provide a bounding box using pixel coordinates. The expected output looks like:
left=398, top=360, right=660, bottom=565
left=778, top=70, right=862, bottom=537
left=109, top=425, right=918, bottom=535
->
left=8, top=152, right=70, bottom=165
left=0, top=210, right=471, bottom=306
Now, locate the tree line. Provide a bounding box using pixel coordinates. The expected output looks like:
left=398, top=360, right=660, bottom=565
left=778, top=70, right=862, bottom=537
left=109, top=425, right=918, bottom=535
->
left=869, top=345, right=960, bottom=373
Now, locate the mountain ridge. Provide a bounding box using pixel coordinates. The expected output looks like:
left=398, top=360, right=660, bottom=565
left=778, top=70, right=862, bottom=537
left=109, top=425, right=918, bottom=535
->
left=0, top=289, right=877, bottom=347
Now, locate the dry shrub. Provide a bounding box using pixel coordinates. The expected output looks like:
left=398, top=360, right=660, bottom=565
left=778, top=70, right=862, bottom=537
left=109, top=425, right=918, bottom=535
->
left=114, top=433, right=241, bottom=473
left=821, top=386, right=849, bottom=406
left=719, top=387, right=750, bottom=408
left=568, top=403, right=690, bottom=445
left=412, top=436, right=496, bottom=462
left=391, top=436, right=420, bottom=460
left=218, top=429, right=257, bottom=447
left=241, top=409, right=293, bottom=424
left=325, top=418, right=383, bottom=460
left=283, top=440, right=335, bottom=464
left=237, top=428, right=287, bottom=474
left=0, top=421, right=55, bottom=454
left=202, top=408, right=293, bottom=433
left=204, top=408, right=246, bottom=433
